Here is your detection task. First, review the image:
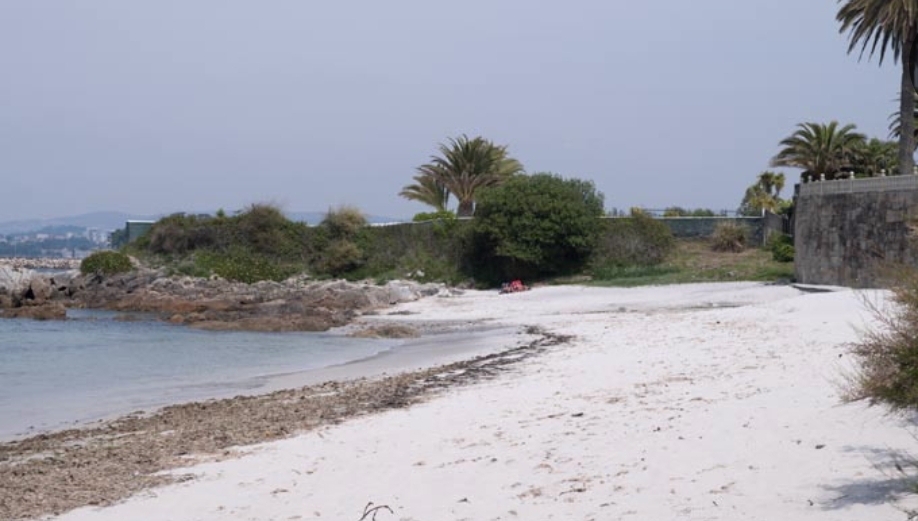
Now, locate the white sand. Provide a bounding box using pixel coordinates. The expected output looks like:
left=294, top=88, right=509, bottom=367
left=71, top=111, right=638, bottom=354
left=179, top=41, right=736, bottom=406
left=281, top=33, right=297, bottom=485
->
left=56, top=282, right=918, bottom=520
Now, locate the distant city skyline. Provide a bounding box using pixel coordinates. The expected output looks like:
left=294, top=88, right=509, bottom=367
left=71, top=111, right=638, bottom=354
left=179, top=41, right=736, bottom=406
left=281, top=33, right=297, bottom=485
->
left=0, top=1, right=904, bottom=222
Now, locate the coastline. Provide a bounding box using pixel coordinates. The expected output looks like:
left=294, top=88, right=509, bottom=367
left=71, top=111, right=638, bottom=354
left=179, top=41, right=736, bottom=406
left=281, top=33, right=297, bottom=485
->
left=0, top=320, right=518, bottom=443
left=0, top=314, right=550, bottom=520
left=5, top=282, right=918, bottom=520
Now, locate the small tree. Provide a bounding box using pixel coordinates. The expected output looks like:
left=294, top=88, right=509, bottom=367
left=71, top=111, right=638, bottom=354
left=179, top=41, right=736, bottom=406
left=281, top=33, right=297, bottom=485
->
left=469, top=173, right=604, bottom=284
left=738, top=171, right=786, bottom=216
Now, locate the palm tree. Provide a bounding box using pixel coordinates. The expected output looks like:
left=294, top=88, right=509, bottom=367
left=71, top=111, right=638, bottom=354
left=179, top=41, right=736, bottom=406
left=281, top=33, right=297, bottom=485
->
left=739, top=171, right=786, bottom=215
left=770, top=121, right=866, bottom=180
left=888, top=92, right=918, bottom=153
left=837, top=0, right=918, bottom=180
left=417, top=135, right=524, bottom=217
left=854, top=137, right=899, bottom=175
left=756, top=171, right=786, bottom=199
left=398, top=172, right=450, bottom=212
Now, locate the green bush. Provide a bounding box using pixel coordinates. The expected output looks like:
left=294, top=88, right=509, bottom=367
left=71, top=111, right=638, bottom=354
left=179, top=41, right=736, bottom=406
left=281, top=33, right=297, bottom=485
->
left=710, top=222, right=748, bottom=252
left=80, top=251, right=133, bottom=276
left=470, top=173, right=605, bottom=284
left=766, top=233, right=794, bottom=262
left=412, top=210, right=456, bottom=222
left=591, top=214, right=675, bottom=270
left=232, top=204, right=296, bottom=257
left=142, top=213, right=215, bottom=255
left=315, top=239, right=364, bottom=277
left=196, top=250, right=297, bottom=283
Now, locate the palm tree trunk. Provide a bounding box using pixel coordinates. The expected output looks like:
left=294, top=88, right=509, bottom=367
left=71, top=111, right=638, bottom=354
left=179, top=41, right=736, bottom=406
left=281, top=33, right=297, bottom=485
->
left=457, top=200, right=474, bottom=217
left=900, top=31, right=917, bottom=176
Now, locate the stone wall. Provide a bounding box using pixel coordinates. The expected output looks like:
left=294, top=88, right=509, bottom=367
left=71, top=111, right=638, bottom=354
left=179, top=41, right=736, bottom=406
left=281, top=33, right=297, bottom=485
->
left=794, top=176, right=918, bottom=287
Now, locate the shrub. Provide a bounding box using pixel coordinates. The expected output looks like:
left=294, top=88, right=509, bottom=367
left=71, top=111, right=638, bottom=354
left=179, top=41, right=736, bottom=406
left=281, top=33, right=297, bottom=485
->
left=143, top=213, right=215, bottom=255
left=80, top=251, right=133, bottom=276
left=847, top=268, right=918, bottom=410
left=591, top=214, right=675, bottom=270
left=710, top=222, right=747, bottom=252
left=321, top=206, right=367, bottom=238
left=231, top=204, right=294, bottom=256
left=195, top=250, right=297, bottom=283
left=412, top=210, right=456, bottom=222
left=766, top=233, right=794, bottom=262
left=470, top=173, right=605, bottom=284
left=315, top=239, right=364, bottom=276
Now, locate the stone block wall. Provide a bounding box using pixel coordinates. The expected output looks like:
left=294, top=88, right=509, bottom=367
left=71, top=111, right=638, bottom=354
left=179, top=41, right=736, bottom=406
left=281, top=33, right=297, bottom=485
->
left=794, top=176, right=918, bottom=287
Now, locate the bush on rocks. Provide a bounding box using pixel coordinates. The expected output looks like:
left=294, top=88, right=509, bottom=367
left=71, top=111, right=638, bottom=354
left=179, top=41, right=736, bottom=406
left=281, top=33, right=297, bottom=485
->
left=80, top=251, right=133, bottom=276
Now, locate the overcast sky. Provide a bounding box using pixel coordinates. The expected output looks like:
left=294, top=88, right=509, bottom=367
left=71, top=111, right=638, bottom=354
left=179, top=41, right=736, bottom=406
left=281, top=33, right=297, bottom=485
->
left=0, top=1, right=902, bottom=221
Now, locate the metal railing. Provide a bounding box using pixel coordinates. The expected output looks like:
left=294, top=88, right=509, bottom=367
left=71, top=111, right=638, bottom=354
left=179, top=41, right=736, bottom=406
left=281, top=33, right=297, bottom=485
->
left=798, top=174, right=918, bottom=196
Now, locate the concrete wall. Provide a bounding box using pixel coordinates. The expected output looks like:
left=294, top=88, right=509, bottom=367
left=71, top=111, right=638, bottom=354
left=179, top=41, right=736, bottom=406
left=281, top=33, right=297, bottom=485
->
left=794, top=176, right=918, bottom=287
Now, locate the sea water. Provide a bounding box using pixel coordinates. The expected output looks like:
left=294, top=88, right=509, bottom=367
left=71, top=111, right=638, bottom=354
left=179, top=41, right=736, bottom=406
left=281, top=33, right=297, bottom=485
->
left=0, top=310, right=396, bottom=440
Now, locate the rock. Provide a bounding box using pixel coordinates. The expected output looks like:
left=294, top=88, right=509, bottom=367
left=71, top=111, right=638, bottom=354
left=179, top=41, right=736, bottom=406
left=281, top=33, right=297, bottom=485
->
left=26, top=276, right=53, bottom=304
left=0, top=266, right=34, bottom=299
left=1, top=302, right=67, bottom=320
left=68, top=271, right=446, bottom=332
left=348, top=324, right=420, bottom=339
left=384, top=282, right=418, bottom=304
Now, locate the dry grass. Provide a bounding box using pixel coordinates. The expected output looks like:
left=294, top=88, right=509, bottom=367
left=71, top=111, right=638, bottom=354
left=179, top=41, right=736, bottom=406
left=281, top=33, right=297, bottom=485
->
left=845, top=266, right=918, bottom=409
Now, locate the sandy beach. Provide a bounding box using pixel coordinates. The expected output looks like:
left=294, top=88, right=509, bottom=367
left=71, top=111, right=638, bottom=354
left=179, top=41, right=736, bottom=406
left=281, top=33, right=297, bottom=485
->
left=7, top=282, right=918, bottom=520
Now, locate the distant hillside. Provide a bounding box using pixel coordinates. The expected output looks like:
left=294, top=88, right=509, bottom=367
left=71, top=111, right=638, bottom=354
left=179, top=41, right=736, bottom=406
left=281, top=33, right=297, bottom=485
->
left=0, top=212, right=159, bottom=235
left=0, top=210, right=404, bottom=235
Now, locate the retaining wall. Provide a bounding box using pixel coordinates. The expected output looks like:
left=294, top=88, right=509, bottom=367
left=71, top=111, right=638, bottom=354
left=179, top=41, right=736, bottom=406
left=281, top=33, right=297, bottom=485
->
left=795, top=176, right=918, bottom=287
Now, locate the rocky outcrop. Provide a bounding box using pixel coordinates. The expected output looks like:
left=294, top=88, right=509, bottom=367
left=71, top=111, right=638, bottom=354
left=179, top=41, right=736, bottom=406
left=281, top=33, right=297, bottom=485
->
left=0, top=260, right=454, bottom=329
left=0, top=266, right=77, bottom=320
left=68, top=271, right=451, bottom=331
left=0, top=266, right=34, bottom=303
left=1, top=302, right=67, bottom=320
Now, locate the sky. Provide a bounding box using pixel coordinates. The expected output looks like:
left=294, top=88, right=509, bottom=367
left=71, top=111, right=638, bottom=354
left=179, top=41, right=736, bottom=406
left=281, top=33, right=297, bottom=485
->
left=0, top=1, right=904, bottom=221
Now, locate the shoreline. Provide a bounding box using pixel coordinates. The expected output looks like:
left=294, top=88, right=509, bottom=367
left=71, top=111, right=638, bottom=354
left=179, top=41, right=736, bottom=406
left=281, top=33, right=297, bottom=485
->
left=5, top=282, right=918, bottom=520
left=0, top=317, right=519, bottom=443
left=0, top=318, right=555, bottom=520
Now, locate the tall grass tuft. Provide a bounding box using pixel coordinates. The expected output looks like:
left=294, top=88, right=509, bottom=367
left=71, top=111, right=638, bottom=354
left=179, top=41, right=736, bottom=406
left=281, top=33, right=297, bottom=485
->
left=710, top=222, right=747, bottom=252
left=847, top=267, right=918, bottom=410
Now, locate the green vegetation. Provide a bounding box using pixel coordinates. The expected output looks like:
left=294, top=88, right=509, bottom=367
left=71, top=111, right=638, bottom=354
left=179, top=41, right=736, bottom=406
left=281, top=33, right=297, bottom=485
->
left=770, top=121, right=866, bottom=180
left=662, top=207, right=718, bottom=217
left=590, top=214, right=675, bottom=272
left=411, top=210, right=456, bottom=222
left=766, top=233, right=794, bottom=263
left=129, top=205, right=312, bottom=282
left=710, top=222, right=748, bottom=253
left=80, top=250, right=133, bottom=276
left=400, top=135, right=524, bottom=217
left=738, top=171, right=786, bottom=216
left=469, top=174, right=605, bottom=284
left=589, top=240, right=794, bottom=287
left=837, top=0, right=917, bottom=178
